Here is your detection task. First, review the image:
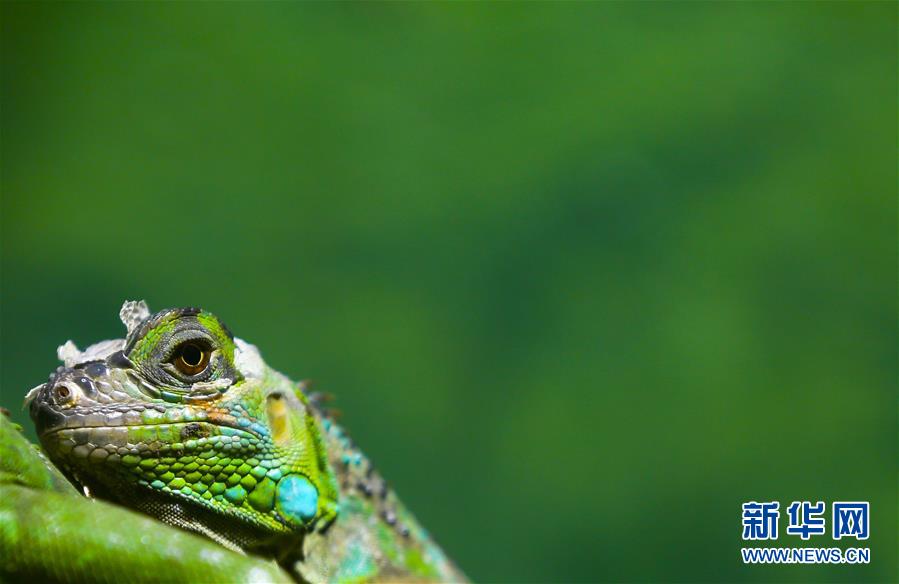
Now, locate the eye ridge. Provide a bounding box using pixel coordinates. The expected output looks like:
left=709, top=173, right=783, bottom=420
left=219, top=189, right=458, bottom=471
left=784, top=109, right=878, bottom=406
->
left=173, top=341, right=211, bottom=376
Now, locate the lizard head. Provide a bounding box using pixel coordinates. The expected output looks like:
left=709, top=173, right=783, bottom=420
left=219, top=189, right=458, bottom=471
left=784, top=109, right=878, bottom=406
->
left=27, top=301, right=339, bottom=551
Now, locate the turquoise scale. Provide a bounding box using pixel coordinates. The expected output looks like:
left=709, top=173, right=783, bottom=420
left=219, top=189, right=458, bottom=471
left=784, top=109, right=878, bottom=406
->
left=276, top=474, right=319, bottom=527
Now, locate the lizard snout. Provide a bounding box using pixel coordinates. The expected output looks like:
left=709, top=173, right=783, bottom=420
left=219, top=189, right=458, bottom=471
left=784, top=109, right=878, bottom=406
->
left=28, top=366, right=104, bottom=435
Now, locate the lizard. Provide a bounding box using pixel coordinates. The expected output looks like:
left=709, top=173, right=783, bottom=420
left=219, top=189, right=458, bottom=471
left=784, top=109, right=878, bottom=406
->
left=2, top=301, right=466, bottom=583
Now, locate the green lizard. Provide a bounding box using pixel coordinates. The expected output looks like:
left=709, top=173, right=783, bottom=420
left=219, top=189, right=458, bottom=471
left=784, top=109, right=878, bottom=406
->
left=1, top=301, right=466, bottom=583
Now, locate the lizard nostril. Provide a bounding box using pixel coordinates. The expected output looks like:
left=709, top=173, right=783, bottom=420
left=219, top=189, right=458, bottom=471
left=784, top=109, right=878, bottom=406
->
left=52, top=383, right=78, bottom=406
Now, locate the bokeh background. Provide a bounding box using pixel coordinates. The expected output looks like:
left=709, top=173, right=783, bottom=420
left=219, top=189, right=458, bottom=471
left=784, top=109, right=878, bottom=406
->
left=1, top=3, right=895, bottom=582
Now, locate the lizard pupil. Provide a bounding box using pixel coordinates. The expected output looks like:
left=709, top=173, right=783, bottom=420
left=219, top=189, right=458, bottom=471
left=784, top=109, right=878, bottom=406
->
left=181, top=344, right=202, bottom=366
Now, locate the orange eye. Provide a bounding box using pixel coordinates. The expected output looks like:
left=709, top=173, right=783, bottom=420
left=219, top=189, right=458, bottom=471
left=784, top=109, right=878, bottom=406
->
left=173, top=342, right=211, bottom=376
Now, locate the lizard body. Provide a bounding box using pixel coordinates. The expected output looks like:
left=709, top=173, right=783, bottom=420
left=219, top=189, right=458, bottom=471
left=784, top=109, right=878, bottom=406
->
left=10, top=301, right=465, bottom=583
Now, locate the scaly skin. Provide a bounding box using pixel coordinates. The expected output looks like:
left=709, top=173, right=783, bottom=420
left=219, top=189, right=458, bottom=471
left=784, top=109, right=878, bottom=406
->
left=8, top=301, right=465, bottom=583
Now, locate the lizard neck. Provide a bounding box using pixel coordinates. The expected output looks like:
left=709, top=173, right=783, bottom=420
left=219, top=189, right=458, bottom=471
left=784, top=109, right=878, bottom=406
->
left=296, top=405, right=465, bottom=583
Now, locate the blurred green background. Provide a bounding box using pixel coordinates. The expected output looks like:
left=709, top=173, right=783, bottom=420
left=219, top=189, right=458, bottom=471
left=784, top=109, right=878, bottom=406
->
left=1, top=3, right=895, bottom=582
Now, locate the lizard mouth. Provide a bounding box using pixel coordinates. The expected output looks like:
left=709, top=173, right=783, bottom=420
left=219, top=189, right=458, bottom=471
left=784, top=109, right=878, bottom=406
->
left=38, top=419, right=261, bottom=462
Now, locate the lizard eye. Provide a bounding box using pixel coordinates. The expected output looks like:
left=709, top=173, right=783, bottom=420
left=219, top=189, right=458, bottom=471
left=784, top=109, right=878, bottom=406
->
left=172, top=342, right=211, bottom=376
